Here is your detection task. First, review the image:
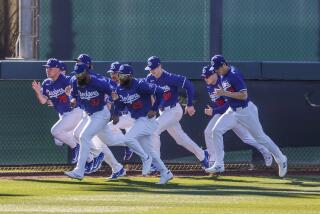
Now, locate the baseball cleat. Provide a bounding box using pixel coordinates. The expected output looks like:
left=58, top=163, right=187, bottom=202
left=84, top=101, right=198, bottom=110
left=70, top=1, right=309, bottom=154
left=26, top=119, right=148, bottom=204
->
left=200, top=150, right=210, bottom=169
left=123, top=147, right=133, bottom=162
left=70, top=144, right=80, bottom=164
left=84, top=160, right=94, bottom=174
left=278, top=155, right=288, bottom=178
left=156, top=171, right=173, bottom=185
left=205, top=164, right=225, bottom=174
left=91, top=152, right=105, bottom=173
left=64, top=170, right=83, bottom=180
left=106, top=167, right=126, bottom=180
left=141, top=155, right=152, bottom=176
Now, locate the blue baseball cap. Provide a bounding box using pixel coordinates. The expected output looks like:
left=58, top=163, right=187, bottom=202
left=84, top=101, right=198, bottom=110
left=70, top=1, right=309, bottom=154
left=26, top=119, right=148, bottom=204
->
left=201, top=65, right=214, bottom=79
left=59, top=61, right=67, bottom=71
left=119, top=64, right=133, bottom=75
left=107, top=61, right=122, bottom=73
left=145, top=56, right=161, bottom=71
left=43, top=58, right=60, bottom=68
left=210, top=55, right=227, bottom=71
left=73, top=63, right=88, bottom=75
left=74, top=54, right=92, bottom=67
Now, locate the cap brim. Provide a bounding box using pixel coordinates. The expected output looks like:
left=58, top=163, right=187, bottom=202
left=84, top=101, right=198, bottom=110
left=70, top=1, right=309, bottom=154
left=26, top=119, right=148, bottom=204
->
left=145, top=66, right=151, bottom=71
left=107, top=70, right=115, bottom=73
left=42, top=65, right=49, bottom=67
left=74, top=58, right=79, bottom=62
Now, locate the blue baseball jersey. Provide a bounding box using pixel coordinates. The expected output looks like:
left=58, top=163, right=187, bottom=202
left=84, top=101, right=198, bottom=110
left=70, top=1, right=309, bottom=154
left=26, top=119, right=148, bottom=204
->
left=220, top=66, right=249, bottom=110
left=42, top=74, right=73, bottom=115
left=71, top=74, right=113, bottom=115
left=146, top=70, right=195, bottom=107
left=114, top=78, right=164, bottom=119
left=206, top=79, right=229, bottom=115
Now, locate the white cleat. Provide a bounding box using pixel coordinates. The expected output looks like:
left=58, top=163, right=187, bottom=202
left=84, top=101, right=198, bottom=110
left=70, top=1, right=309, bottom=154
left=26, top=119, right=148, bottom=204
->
left=263, top=153, right=273, bottom=167
left=64, top=170, right=84, bottom=180
left=205, top=164, right=225, bottom=174
left=142, top=156, right=152, bottom=176
left=156, top=171, right=173, bottom=185
left=278, top=155, right=288, bottom=178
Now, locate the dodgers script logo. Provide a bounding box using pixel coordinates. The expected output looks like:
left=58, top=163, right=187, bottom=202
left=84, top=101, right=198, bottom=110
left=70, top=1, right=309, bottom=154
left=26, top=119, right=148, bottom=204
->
left=160, top=85, right=171, bottom=92
left=222, top=81, right=235, bottom=92
left=79, top=90, right=99, bottom=100
left=46, top=88, right=65, bottom=98
left=120, top=93, right=140, bottom=104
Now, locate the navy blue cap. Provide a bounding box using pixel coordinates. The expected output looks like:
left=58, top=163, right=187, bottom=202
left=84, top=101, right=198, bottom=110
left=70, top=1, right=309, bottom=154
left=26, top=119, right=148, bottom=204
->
left=145, top=56, right=161, bottom=71
left=74, top=54, right=92, bottom=66
left=59, top=61, right=67, bottom=71
left=201, top=65, right=214, bottom=79
left=107, top=61, right=122, bottom=73
left=73, top=63, right=88, bottom=75
left=43, top=58, right=60, bottom=68
left=119, top=64, right=133, bottom=75
left=210, top=55, right=227, bottom=71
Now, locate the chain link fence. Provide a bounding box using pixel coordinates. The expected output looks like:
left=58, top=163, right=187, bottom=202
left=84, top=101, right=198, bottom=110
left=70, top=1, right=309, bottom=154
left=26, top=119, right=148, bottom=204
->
left=39, top=0, right=320, bottom=61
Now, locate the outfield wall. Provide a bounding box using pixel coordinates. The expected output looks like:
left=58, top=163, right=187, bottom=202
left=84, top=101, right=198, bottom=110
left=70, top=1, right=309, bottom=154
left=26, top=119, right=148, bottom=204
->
left=0, top=61, right=319, bottom=165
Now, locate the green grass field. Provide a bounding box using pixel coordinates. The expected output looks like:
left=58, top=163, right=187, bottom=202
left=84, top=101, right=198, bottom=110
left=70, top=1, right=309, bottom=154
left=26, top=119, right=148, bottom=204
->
left=0, top=175, right=319, bottom=213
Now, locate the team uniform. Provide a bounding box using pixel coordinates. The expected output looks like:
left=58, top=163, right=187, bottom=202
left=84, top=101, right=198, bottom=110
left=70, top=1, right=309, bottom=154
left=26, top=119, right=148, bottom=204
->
left=114, top=64, right=173, bottom=184
left=40, top=59, right=82, bottom=164
left=65, top=64, right=125, bottom=179
left=205, top=55, right=287, bottom=177
left=201, top=66, right=272, bottom=167
left=145, top=56, right=209, bottom=168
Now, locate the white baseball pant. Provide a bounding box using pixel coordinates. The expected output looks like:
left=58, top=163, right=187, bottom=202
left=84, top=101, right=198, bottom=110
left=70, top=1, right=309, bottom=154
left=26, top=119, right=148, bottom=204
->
left=212, top=101, right=286, bottom=166
left=204, top=112, right=271, bottom=163
left=152, top=104, right=205, bottom=161
left=50, top=107, right=83, bottom=149
left=125, top=117, right=170, bottom=175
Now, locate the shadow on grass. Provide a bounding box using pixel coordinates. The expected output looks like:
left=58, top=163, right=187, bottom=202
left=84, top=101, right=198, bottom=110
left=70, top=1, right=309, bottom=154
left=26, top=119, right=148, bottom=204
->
left=17, top=176, right=320, bottom=199
left=0, top=194, right=31, bottom=197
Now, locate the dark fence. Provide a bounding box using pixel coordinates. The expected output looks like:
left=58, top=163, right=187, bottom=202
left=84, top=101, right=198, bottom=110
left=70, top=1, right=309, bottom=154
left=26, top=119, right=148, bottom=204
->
left=39, top=0, right=320, bottom=61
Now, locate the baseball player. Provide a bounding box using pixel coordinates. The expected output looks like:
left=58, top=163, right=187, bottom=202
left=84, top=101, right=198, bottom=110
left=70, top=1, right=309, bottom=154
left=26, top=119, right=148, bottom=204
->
left=201, top=65, right=273, bottom=167
left=72, top=55, right=125, bottom=178
left=65, top=63, right=152, bottom=180
left=145, top=56, right=209, bottom=169
left=205, top=55, right=287, bottom=177
left=113, top=64, right=173, bottom=184
left=107, top=62, right=134, bottom=162
left=32, top=58, right=82, bottom=164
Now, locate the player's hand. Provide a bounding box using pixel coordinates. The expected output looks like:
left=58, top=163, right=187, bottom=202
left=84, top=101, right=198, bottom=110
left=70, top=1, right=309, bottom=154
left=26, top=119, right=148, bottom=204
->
left=47, top=100, right=54, bottom=107
left=204, top=105, right=213, bottom=116
left=111, top=115, right=119, bottom=125
left=185, top=105, right=196, bottom=116
left=32, top=80, right=41, bottom=93
left=65, top=85, right=72, bottom=96
left=70, top=98, right=77, bottom=108
left=111, top=91, right=119, bottom=101
left=215, top=85, right=225, bottom=97
left=147, top=110, right=157, bottom=118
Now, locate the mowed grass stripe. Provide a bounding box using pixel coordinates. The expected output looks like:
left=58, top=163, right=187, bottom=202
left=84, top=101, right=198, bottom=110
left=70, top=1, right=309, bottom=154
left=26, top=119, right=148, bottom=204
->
left=0, top=176, right=319, bottom=214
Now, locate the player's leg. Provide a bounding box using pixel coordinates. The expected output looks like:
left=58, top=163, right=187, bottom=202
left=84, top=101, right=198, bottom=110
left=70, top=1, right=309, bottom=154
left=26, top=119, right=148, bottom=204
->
left=206, top=107, right=237, bottom=173
left=139, top=134, right=173, bottom=184
left=204, top=114, right=221, bottom=166
left=151, top=106, right=183, bottom=156
left=51, top=109, right=82, bottom=148
left=236, top=102, right=287, bottom=177
left=124, top=117, right=158, bottom=175
left=232, top=123, right=273, bottom=167
left=66, top=109, right=110, bottom=178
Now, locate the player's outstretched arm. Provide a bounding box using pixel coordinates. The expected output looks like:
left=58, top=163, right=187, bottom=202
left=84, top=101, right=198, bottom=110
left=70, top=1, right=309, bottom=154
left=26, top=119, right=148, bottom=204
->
left=31, top=80, right=48, bottom=104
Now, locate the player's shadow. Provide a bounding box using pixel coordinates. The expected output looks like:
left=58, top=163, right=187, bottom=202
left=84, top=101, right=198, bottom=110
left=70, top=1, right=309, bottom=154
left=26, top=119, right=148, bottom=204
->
left=0, top=193, right=31, bottom=197
left=85, top=178, right=320, bottom=199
